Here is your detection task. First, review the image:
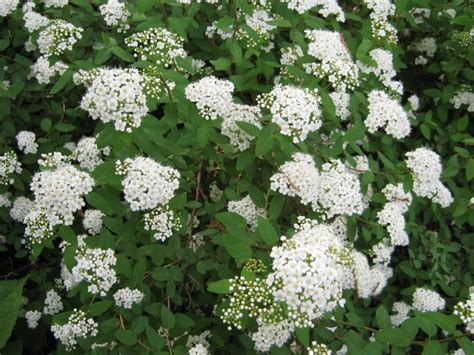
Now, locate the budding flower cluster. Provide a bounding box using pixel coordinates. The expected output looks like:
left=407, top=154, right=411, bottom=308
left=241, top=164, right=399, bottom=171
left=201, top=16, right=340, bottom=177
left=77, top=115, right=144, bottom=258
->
left=143, top=205, right=181, bottom=242
left=51, top=309, right=98, bottom=351
left=37, top=19, right=83, bottom=57
left=0, top=151, right=22, bottom=186
left=454, top=287, right=474, bottom=334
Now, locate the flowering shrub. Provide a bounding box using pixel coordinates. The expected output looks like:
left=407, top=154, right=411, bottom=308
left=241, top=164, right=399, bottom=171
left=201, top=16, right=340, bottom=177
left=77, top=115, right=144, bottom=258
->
left=0, top=0, right=472, bottom=354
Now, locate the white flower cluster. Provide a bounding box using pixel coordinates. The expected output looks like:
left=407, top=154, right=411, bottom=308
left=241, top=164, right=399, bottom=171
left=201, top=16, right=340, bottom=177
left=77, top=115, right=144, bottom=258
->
left=188, top=344, right=208, bottom=355
left=281, top=0, right=345, bottom=21
left=22, top=2, right=49, bottom=33
left=221, top=104, right=262, bottom=151
left=364, top=0, right=397, bottom=43
left=405, top=148, right=453, bottom=207
left=0, top=0, right=19, bottom=17
left=10, top=196, right=34, bottom=222
left=365, top=90, right=410, bottom=139
left=377, top=183, right=412, bottom=246
left=251, top=319, right=294, bottom=352
left=228, top=195, right=265, bottom=232
left=29, top=55, right=68, bottom=85
left=83, top=209, right=104, bottom=235
left=359, top=49, right=403, bottom=95
left=412, top=288, right=445, bottom=312
left=125, top=27, right=187, bottom=66
left=80, top=68, right=148, bottom=132
left=305, top=56, right=359, bottom=92
left=307, top=341, right=330, bottom=355
left=116, top=157, right=180, bottom=211
left=408, top=94, right=420, bottom=111
left=189, top=233, right=205, bottom=252
left=37, top=19, right=83, bottom=57
left=371, top=239, right=395, bottom=265
left=305, top=29, right=349, bottom=60
left=23, top=208, right=55, bottom=246
left=0, top=151, right=21, bottom=186
left=43, top=289, right=64, bottom=315
left=390, top=301, right=411, bottom=327
left=450, top=91, right=474, bottom=112
left=280, top=45, right=303, bottom=66
left=329, top=91, right=351, bottom=120
left=0, top=193, right=10, bottom=208
left=454, top=286, right=474, bottom=334
left=267, top=221, right=352, bottom=327
left=71, top=240, right=117, bottom=296
left=75, top=137, right=106, bottom=171
left=257, top=85, right=322, bottom=143
left=31, top=164, right=94, bottom=225
left=99, top=0, right=130, bottom=32
left=409, top=37, right=437, bottom=65
left=410, top=7, right=431, bottom=24
left=143, top=206, right=181, bottom=242
left=185, top=76, right=235, bottom=120
left=43, top=0, right=68, bottom=8
left=38, top=151, right=73, bottom=169
left=351, top=250, right=391, bottom=298
left=16, top=131, right=38, bottom=154
left=25, top=310, right=42, bottom=329
left=51, top=309, right=98, bottom=351
left=113, top=287, right=145, bottom=309
left=141, top=65, right=176, bottom=100
left=186, top=330, right=211, bottom=351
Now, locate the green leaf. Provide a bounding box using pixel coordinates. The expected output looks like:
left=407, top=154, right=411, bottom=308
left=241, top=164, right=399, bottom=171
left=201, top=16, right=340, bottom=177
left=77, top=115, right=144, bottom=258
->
left=86, top=192, right=114, bottom=215
left=236, top=149, right=254, bottom=171
left=161, top=306, right=175, bottom=329
left=219, top=234, right=253, bottom=262
left=112, top=46, right=135, bottom=62
left=295, top=328, right=309, bottom=347
left=0, top=277, right=28, bottom=348
left=88, top=300, right=113, bottom=316
left=146, top=326, right=165, bottom=350
left=115, top=329, right=137, bottom=346
left=414, top=312, right=438, bottom=337
left=50, top=70, right=73, bottom=95
left=236, top=121, right=260, bottom=137
left=466, top=160, right=474, bottom=181
left=374, top=328, right=412, bottom=348
left=207, top=279, right=231, bottom=294
left=422, top=342, right=447, bottom=355
left=55, top=123, right=76, bottom=132
left=257, top=216, right=278, bottom=246
left=255, top=129, right=274, bottom=156
left=211, top=57, right=231, bottom=71
left=216, top=212, right=248, bottom=231
left=40, top=118, right=52, bottom=132
left=376, top=305, right=391, bottom=329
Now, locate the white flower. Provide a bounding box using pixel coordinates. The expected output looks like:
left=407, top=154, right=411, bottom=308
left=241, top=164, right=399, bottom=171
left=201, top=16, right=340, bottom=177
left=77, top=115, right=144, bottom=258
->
left=29, top=55, right=68, bottom=85
left=390, top=301, right=411, bottom=327
left=365, top=90, right=410, bottom=139
left=16, top=131, right=38, bottom=154
left=282, top=0, right=345, bottom=21
left=0, top=0, right=19, bottom=17
left=450, top=91, right=474, bottom=112
left=143, top=206, right=181, bottom=242
left=113, top=288, right=145, bottom=309
left=0, top=193, right=11, bottom=208
left=80, top=68, right=148, bottom=132
left=51, top=309, right=98, bottom=351
left=25, top=310, right=41, bottom=329
left=83, top=209, right=104, bottom=235
left=43, top=289, right=63, bottom=315
left=188, top=344, right=208, bottom=355
left=10, top=196, right=34, bottom=222
left=75, top=137, right=104, bottom=171
left=228, top=195, right=265, bottom=232
left=412, top=288, right=445, bottom=312
left=221, top=103, right=262, bottom=152
left=329, top=92, right=351, bottom=120
left=351, top=251, right=391, bottom=298
left=43, top=0, right=68, bottom=8
left=251, top=319, right=294, bottom=352
left=405, top=148, right=453, bottom=207
left=408, top=94, right=420, bottom=111
left=99, top=0, right=130, bottom=32
left=37, top=19, right=83, bottom=57
left=0, top=151, right=22, bottom=186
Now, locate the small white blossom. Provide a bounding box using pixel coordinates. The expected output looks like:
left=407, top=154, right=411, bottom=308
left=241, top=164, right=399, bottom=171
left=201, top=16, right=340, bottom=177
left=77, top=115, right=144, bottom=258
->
left=113, top=287, right=145, bottom=309
left=43, top=289, right=63, bottom=315
left=25, top=310, right=41, bottom=329
left=16, top=131, right=38, bottom=154
left=412, top=288, right=445, bottom=312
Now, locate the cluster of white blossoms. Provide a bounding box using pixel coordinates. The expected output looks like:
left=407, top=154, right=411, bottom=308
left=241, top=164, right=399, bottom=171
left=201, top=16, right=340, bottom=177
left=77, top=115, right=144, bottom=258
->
left=38, top=151, right=73, bottom=169
left=408, top=37, right=437, bottom=65
left=305, top=30, right=348, bottom=60
left=188, top=344, right=208, bottom=355
left=186, top=330, right=211, bottom=351
left=307, top=341, right=331, bottom=355
left=281, top=0, right=344, bottom=21
left=329, top=91, right=351, bottom=120
left=365, top=90, right=410, bottom=139
left=140, top=65, right=176, bottom=100
left=25, top=310, right=42, bottom=329
left=412, top=288, right=445, bottom=312
left=221, top=104, right=262, bottom=151
left=143, top=206, right=181, bottom=242
left=0, top=0, right=19, bottom=17
left=30, top=164, right=94, bottom=226
left=113, top=288, right=145, bottom=309
left=250, top=319, right=294, bottom=352
left=280, top=45, right=303, bottom=66
left=185, top=76, right=235, bottom=120
left=209, top=182, right=223, bottom=202
left=0, top=193, right=10, bottom=208
left=454, top=286, right=474, bottom=334
left=116, top=157, right=180, bottom=211
left=29, top=55, right=68, bottom=85
left=71, top=238, right=117, bottom=296
left=43, top=0, right=68, bottom=8
left=16, top=130, right=38, bottom=154
left=227, top=195, right=265, bottom=232
left=125, top=27, right=187, bottom=66
left=0, top=151, right=22, bottom=186
left=22, top=1, right=49, bottom=33
left=43, top=289, right=64, bottom=315
left=257, top=85, right=322, bottom=143
left=408, top=94, right=420, bottom=111
left=364, top=0, right=397, bottom=43
left=377, top=183, right=412, bottom=246
left=37, top=19, right=83, bottom=57
left=405, top=148, right=453, bottom=207
left=80, top=68, right=148, bottom=132
left=82, top=209, right=104, bottom=235
left=23, top=208, right=55, bottom=246
left=99, top=0, right=130, bottom=32
left=271, top=154, right=365, bottom=218
left=75, top=137, right=107, bottom=171
left=351, top=250, right=392, bottom=299
left=390, top=301, right=411, bottom=327
left=51, top=309, right=98, bottom=351
left=359, top=48, right=403, bottom=95
left=450, top=90, right=474, bottom=112
left=10, top=196, right=34, bottom=222
left=267, top=221, right=352, bottom=327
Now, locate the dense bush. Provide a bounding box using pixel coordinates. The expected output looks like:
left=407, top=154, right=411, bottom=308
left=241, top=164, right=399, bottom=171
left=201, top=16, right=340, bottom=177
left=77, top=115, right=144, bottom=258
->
left=0, top=0, right=472, bottom=354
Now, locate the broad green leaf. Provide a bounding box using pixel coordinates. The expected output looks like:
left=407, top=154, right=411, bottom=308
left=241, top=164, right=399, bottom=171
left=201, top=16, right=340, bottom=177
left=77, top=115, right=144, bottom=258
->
left=115, top=329, right=137, bottom=346
left=0, top=277, right=28, bottom=348
left=207, top=279, right=231, bottom=294
left=257, top=216, right=278, bottom=246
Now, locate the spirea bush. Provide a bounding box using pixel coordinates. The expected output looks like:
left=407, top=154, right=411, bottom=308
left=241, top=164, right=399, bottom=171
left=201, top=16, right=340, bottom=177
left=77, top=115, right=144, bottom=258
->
left=0, top=0, right=472, bottom=354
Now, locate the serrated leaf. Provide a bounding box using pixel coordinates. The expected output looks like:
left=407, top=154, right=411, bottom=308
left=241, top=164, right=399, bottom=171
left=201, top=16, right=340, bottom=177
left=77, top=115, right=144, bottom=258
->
left=257, top=216, right=278, bottom=246
left=50, top=70, right=73, bottom=95
left=0, top=277, right=28, bottom=348
left=207, top=279, right=231, bottom=294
